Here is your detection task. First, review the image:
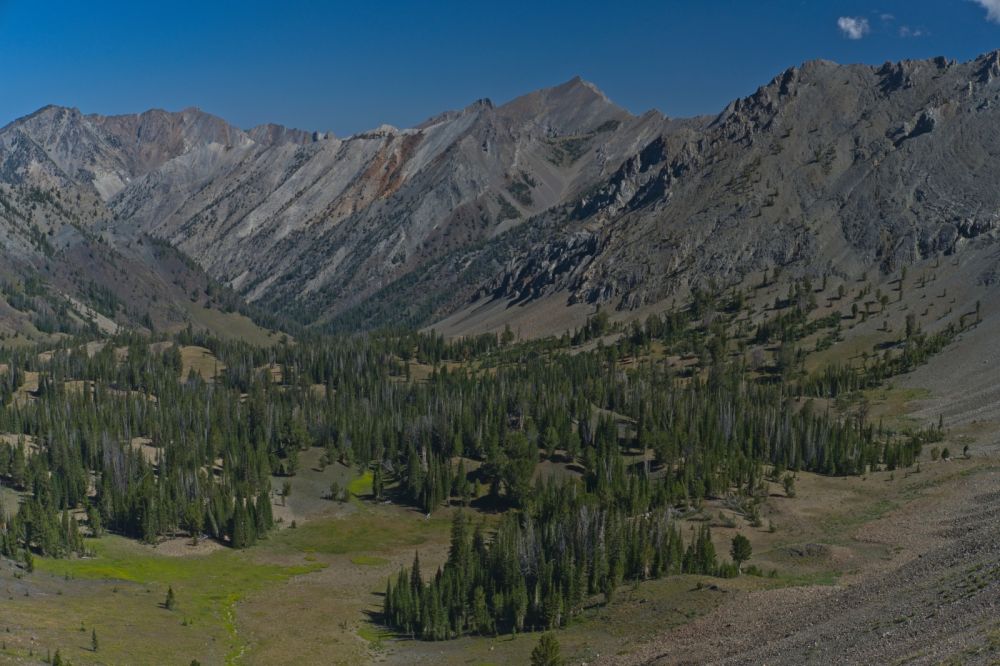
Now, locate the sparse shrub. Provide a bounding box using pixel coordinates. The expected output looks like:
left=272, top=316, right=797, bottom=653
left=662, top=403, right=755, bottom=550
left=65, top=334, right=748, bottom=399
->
left=782, top=474, right=796, bottom=498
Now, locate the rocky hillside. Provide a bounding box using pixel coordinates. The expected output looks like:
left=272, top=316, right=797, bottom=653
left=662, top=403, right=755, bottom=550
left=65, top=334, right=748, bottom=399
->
left=0, top=107, right=275, bottom=340
left=107, top=77, right=670, bottom=328
left=476, top=52, right=1000, bottom=316
left=3, top=51, right=1000, bottom=337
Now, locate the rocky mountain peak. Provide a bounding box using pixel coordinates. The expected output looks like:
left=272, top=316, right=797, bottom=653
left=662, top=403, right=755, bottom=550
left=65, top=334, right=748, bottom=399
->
left=561, top=75, right=610, bottom=100
left=496, top=76, right=630, bottom=137
left=975, top=49, right=1000, bottom=83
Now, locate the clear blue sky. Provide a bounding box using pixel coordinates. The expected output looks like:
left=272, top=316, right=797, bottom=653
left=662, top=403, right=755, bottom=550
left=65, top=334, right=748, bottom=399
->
left=1, top=1, right=999, bottom=135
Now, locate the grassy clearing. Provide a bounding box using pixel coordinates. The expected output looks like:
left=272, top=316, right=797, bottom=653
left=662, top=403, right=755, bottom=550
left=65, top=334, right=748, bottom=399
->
left=181, top=302, right=280, bottom=347
left=179, top=345, right=225, bottom=381
left=803, top=329, right=892, bottom=373
left=0, top=484, right=19, bottom=518
left=863, top=385, right=932, bottom=430
left=37, top=537, right=319, bottom=597
left=772, top=569, right=841, bottom=587
left=266, top=503, right=450, bottom=557
left=1, top=502, right=452, bottom=666
left=26, top=536, right=320, bottom=665
left=358, top=624, right=393, bottom=647
left=234, top=503, right=455, bottom=665
left=13, top=370, right=38, bottom=405
left=347, top=470, right=374, bottom=499
left=351, top=555, right=390, bottom=566
left=818, top=496, right=896, bottom=536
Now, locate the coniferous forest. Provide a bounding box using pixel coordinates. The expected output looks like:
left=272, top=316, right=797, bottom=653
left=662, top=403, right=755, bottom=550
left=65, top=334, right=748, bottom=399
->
left=0, top=277, right=957, bottom=643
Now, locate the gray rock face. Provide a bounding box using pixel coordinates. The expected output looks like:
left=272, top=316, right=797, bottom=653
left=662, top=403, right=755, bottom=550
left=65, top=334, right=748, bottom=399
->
left=1, top=105, right=250, bottom=199
left=0, top=106, right=260, bottom=335
left=476, top=51, right=1000, bottom=319
left=4, top=51, right=1000, bottom=334
left=103, top=77, right=666, bottom=324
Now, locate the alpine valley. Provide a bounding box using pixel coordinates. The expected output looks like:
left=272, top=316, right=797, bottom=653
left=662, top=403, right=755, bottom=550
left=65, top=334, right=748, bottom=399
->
left=2, top=50, right=1000, bottom=665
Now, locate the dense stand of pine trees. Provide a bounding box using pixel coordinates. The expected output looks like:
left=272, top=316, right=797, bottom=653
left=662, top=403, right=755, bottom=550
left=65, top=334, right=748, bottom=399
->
left=384, top=494, right=728, bottom=640
left=0, top=333, right=280, bottom=555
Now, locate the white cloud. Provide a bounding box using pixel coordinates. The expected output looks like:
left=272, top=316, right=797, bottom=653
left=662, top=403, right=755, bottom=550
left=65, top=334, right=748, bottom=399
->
left=837, top=16, right=871, bottom=39
left=899, top=26, right=926, bottom=38
left=973, top=0, right=1000, bottom=23
left=880, top=13, right=895, bottom=22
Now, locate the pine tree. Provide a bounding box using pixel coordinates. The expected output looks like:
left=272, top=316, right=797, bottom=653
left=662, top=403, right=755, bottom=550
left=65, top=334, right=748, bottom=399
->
left=410, top=552, right=422, bottom=591
left=372, top=464, right=384, bottom=500
left=530, top=632, right=564, bottom=666
left=231, top=499, right=251, bottom=549
left=730, top=534, right=752, bottom=572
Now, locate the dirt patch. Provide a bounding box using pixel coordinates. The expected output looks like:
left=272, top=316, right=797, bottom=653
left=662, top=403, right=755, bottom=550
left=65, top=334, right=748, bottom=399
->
left=781, top=543, right=831, bottom=559
left=13, top=370, right=38, bottom=405
left=0, top=432, right=39, bottom=456
left=129, top=437, right=159, bottom=465
left=145, top=536, right=226, bottom=557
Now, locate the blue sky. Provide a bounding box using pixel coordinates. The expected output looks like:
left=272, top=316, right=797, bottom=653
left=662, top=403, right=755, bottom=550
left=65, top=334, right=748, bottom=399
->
left=1, top=1, right=999, bottom=135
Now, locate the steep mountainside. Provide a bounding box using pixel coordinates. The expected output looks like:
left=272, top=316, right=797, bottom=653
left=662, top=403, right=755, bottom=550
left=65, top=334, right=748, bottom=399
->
left=3, top=52, right=1000, bottom=336
left=477, top=53, right=1000, bottom=316
left=0, top=106, right=279, bottom=340
left=107, top=77, right=669, bottom=326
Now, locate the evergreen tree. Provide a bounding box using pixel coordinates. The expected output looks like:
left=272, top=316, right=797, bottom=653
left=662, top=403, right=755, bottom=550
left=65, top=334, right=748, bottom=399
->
left=530, top=632, right=564, bottom=666
left=730, top=534, right=752, bottom=572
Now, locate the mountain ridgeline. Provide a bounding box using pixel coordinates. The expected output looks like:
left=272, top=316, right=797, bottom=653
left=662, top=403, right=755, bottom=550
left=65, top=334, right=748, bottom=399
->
left=2, top=52, right=1000, bottom=338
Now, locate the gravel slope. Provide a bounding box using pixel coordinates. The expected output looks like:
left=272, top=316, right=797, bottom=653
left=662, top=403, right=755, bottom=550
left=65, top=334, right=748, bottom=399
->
left=615, top=459, right=1000, bottom=665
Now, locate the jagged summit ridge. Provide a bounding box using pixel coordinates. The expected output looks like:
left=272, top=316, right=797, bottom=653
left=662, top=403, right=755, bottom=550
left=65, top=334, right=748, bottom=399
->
left=4, top=50, right=1000, bottom=334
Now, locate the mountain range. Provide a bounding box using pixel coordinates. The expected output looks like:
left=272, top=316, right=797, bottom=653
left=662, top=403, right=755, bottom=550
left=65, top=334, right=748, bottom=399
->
left=3, top=50, right=1000, bottom=339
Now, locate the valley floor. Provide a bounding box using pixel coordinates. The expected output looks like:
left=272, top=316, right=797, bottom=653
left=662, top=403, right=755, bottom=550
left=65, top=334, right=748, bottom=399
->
left=3, top=424, right=997, bottom=665
left=4, top=258, right=1000, bottom=665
